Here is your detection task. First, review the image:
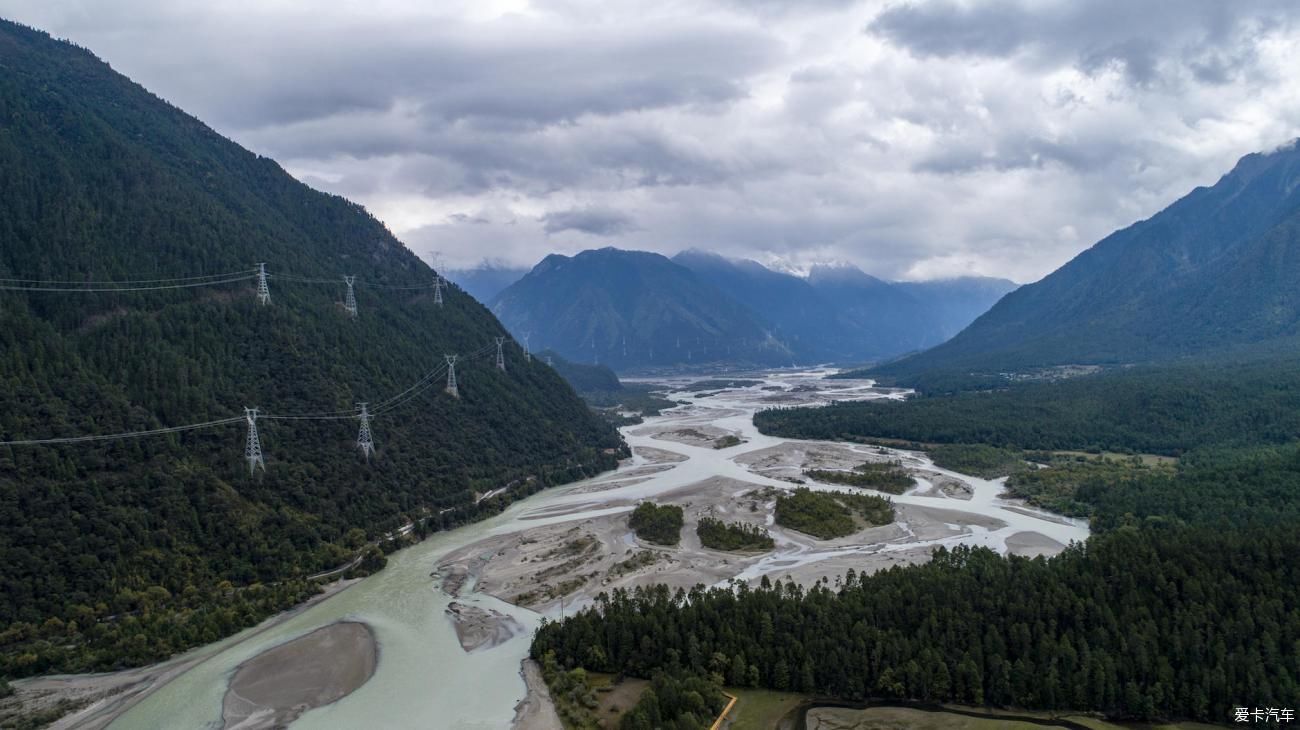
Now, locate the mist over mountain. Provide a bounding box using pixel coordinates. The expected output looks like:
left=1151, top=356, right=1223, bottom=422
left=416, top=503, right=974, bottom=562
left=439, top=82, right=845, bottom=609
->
left=675, top=250, right=1014, bottom=361
left=878, top=140, right=1300, bottom=381
left=445, top=264, right=529, bottom=303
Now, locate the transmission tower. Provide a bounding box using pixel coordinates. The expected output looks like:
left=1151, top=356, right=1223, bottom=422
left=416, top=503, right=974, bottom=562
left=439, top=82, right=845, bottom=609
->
left=547, top=355, right=554, bottom=366
left=522, top=333, right=532, bottom=363
left=343, top=275, right=358, bottom=318
left=445, top=354, right=459, bottom=397
left=495, top=337, right=506, bottom=372
left=244, top=407, right=265, bottom=474
left=256, top=263, right=271, bottom=305
left=356, top=402, right=375, bottom=460
left=433, top=274, right=444, bottom=306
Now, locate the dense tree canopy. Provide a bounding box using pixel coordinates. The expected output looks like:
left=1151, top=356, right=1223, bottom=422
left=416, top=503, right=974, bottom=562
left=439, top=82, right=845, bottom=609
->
left=759, top=358, right=1300, bottom=456
left=629, top=503, right=684, bottom=546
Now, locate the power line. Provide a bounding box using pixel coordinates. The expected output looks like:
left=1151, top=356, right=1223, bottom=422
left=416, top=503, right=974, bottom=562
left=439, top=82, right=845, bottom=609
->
left=0, top=416, right=245, bottom=447
left=0, top=269, right=256, bottom=285
left=0, top=275, right=255, bottom=292
left=1, top=342, right=500, bottom=447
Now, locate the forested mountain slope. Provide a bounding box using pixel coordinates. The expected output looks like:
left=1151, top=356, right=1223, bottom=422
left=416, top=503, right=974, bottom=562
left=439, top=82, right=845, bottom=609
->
left=0, top=19, right=621, bottom=676
left=490, top=248, right=793, bottom=369
left=878, top=141, right=1300, bottom=380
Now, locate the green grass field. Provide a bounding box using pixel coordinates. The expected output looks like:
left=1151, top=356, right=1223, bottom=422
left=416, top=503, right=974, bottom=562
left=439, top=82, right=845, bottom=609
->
left=722, top=688, right=805, bottom=729
left=717, top=693, right=1228, bottom=730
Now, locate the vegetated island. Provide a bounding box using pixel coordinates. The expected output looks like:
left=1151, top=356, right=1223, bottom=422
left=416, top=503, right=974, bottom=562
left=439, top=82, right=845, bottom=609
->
left=696, top=517, right=775, bottom=552
left=774, top=487, right=895, bottom=540
left=628, top=502, right=685, bottom=546
left=803, top=460, right=913, bottom=494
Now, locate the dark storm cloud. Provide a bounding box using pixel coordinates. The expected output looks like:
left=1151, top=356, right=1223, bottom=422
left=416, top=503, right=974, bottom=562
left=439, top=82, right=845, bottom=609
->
left=868, top=0, right=1296, bottom=85
left=541, top=209, right=638, bottom=236
left=6, top=0, right=1299, bottom=280
left=156, top=20, right=777, bottom=133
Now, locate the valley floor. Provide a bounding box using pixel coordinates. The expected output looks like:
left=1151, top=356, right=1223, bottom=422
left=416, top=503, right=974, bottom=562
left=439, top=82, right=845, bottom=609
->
left=26, top=369, right=1087, bottom=730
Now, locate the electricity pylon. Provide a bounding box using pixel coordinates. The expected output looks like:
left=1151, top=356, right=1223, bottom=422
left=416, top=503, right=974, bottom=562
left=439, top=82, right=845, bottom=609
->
left=356, top=402, right=375, bottom=459
left=445, top=354, right=459, bottom=397
left=343, top=275, right=358, bottom=318
left=495, top=337, right=506, bottom=372
left=256, top=263, right=270, bottom=305
left=244, top=407, right=265, bottom=474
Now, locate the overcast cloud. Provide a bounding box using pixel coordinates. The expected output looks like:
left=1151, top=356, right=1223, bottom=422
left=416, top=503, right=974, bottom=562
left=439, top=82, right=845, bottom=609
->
left=6, top=0, right=1300, bottom=281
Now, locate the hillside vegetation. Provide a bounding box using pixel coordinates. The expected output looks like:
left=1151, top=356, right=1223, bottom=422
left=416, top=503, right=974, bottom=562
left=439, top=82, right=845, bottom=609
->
left=758, top=358, right=1300, bottom=456
left=0, top=20, right=621, bottom=677
left=876, top=140, right=1300, bottom=379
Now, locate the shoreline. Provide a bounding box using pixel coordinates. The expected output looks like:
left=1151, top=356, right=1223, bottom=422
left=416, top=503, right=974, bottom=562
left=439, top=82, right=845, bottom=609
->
left=511, top=659, right=561, bottom=730
left=17, top=577, right=362, bottom=730
left=17, top=457, right=623, bottom=730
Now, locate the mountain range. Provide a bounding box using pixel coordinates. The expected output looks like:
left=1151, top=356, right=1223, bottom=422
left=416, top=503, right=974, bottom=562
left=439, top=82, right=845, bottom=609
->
left=487, top=248, right=1016, bottom=369
left=0, top=19, right=619, bottom=676
left=877, top=140, right=1300, bottom=381
left=489, top=249, right=795, bottom=368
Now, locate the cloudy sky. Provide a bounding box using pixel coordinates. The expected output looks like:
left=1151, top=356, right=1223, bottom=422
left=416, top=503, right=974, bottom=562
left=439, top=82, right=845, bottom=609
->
left=7, top=1, right=1300, bottom=282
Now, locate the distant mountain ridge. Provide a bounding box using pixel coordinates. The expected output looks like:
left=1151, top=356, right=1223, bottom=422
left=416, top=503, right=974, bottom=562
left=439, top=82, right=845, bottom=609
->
left=877, top=140, right=1300, bottom=380
left=491, top=248, right=793, bottom=369
left=489, top=247, right=1015, bottom=369
left=674, top=250, right=1015, bottom=363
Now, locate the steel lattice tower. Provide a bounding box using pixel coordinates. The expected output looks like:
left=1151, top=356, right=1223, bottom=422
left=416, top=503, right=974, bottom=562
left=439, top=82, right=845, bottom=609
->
left=244, top=407, right=265, bottom=474
left=522, top=333, right=531, bottom=363
left=433, top=275, right=444, bottom=306
left=343, top=275, right=358, bottom=318
left=495, top=337, right=506, bottom=371
left=356, top=402, right=375, bottom=460
left=445, top=354, right=459, bottom=397
left=256, top=263, right=271, bottom=305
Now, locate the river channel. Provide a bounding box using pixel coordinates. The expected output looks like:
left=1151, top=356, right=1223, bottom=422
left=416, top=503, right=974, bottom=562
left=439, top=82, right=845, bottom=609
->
left=108, top=369, right=1088, bottom=729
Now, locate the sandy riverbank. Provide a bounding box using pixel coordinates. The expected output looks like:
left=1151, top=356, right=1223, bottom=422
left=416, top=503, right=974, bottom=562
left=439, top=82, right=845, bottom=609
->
left=446, top=602, right=524, bottom=652
left=2, top=578, right=360, bottom=730
left=435, top=467, right=1028, bottom=616
left=221, top=621, right=377, bottom=729
left=436, top=475, right=773, bottom=612
left=511, top=659, right=562, bottom=730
